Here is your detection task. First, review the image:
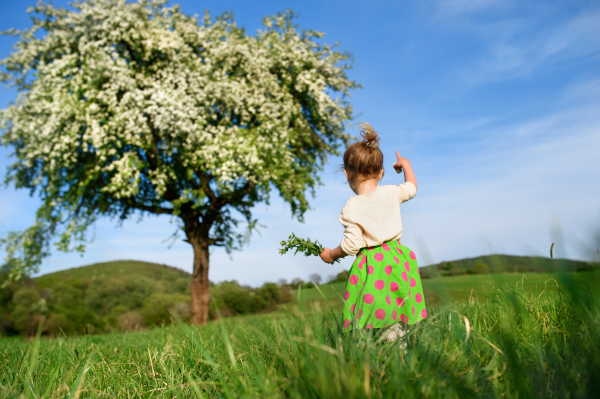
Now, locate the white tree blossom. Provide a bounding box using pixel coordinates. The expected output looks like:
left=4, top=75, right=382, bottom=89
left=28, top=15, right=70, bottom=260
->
left=0, top=0, right=358, bottom=323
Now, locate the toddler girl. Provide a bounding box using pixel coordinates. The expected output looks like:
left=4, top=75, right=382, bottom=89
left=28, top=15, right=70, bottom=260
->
left=320, top=122, right=427, bottom=331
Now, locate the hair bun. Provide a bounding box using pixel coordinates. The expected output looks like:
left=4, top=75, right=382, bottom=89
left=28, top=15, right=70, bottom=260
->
left=357, top=122, right=380, bottom=148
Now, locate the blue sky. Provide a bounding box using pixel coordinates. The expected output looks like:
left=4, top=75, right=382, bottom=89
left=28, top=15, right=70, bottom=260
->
left=1, top=0, right=599, bottom=286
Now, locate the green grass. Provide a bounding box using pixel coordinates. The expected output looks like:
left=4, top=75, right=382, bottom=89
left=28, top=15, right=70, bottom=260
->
left=422, top=269, right=600, bottom=303
left=299, top=270, right=600, bottom=306
left=1, top=271, right=599, bottom=398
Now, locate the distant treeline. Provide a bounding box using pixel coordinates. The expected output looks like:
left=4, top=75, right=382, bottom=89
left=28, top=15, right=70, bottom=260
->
left=0, top=261, right=295, bottom=337
left=419, top=254, right=596, bottom=278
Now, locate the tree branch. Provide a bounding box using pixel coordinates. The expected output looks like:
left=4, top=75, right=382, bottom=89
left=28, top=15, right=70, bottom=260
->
left=228, top=180, right=255, bottom=204
left=129, top=201, right=173, bottom=215
left=196, top=170, right=227, bottom=212
left=208, top=237, right=225, bottom=246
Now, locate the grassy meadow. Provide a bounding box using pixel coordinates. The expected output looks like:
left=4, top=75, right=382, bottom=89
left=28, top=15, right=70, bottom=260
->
left=1, top=269, right=600, bottom=398
left=300, top=269, right=600, bottom=305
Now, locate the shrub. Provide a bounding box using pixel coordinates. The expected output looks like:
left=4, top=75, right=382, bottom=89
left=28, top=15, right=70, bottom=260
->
left=327, top=270, right=349, bottom=283
left=10, top=288, right=47, bottom=335
left=441, top=261, right=455, bottom=271
left=85, top=276, right=156, bottom=315
left=141, top=293, right=190, bottom=327
left=14, top=315, right=45, bottom=337
left=49, top=304, right=104, bottom=335
left=225, top=290, right=266, bottom=315
left=209, top=280, right=295, bottom=318
left=110, top=305, right=129, bottom=317
left=49, top=282, right=82, bottom=306
left=168, top=277, right=191, bottom=294
left=118, top=312, right=144, bottom=331
left=279, top=286, right=296, bottom=303
left=257, top=283, right=282, bottom=306
left=418, top=267, right=437, bottom=279
left=43, top=313, right=73, bottom=336
left=475, top=262, right=488, bottom=274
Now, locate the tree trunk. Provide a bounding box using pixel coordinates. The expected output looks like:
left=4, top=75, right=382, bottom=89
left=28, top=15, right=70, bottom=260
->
left=185, top=219, right=211, bottom=325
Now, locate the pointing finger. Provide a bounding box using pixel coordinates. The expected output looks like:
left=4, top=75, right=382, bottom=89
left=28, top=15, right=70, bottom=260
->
left=395, top=151, right=401, bottom=161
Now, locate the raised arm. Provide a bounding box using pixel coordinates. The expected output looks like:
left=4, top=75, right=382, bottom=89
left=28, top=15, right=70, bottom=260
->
left=393, top=151, right=417, bottom=190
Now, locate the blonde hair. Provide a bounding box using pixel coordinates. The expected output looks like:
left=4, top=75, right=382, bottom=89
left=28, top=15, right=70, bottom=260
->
left=343, top=122, right=384, bottom=185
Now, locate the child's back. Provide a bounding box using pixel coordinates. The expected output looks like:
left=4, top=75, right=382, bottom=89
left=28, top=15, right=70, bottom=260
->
left=319, top=122, right=427, bottom=331
left=339, top=182, right=416, bottom=257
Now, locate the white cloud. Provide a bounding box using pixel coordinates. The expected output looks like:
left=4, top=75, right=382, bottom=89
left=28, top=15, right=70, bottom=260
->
left=470, top=11, right=600, bottom=81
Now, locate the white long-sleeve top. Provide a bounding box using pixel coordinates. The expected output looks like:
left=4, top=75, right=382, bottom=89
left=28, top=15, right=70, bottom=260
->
left=339, top=182, right=417, bottom=256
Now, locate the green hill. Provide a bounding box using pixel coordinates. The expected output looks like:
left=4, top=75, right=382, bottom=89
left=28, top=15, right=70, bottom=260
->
left=419, top=254, right=594, bottom=277
left=0, top=260, right=293, bottom=337
left=37, top=260, right=191, bottom=281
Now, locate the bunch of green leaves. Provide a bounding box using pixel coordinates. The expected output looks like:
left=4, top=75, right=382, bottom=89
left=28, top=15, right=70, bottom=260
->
left=279, top=233, right=339, bottom=263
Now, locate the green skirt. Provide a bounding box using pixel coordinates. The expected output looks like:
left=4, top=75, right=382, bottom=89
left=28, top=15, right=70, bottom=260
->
left=342, top=240, right=427, bottom=330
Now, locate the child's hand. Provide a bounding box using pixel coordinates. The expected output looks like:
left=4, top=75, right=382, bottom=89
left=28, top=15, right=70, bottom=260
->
left=319, top=248, right=335, bottom=264
left=393, top=151, right=418, bottom=190
left=393, top=151, right=409, bottom=174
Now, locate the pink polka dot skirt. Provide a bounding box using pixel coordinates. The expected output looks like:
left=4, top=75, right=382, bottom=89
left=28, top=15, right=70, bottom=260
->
left=342, top=241, right=427, bottom=331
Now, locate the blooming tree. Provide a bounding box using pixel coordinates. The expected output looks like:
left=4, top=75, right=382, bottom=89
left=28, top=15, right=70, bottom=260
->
left=0, top=0, right=357, bottom=324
